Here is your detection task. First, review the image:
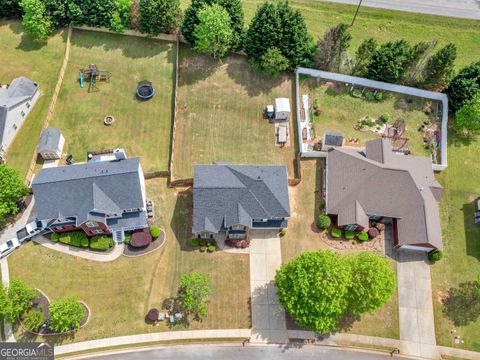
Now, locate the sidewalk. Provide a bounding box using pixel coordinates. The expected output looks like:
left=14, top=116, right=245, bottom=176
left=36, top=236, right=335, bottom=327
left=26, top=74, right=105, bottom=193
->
left=0, top=198, right=35, bottom=245
left=1, top=258, right=16, bottom=342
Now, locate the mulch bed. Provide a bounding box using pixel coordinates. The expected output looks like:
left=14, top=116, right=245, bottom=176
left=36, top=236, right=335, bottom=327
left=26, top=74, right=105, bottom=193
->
left=123, top=230, right=165, bottom=257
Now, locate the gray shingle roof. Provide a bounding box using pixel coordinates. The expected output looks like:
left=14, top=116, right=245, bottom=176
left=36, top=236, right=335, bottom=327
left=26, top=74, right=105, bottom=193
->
left=38, top=128, right=62, bottom=153
left=32, top=158, right=145, bottom=228
left=193, top=164, right=290, bottom=233
left=326, top=138, right=442, bottom=249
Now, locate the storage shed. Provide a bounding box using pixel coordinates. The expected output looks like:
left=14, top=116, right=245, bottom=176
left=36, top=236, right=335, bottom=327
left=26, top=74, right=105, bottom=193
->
left=38, top=128, right=64, bottom=160
left=274, top=98, right=291, bottom=121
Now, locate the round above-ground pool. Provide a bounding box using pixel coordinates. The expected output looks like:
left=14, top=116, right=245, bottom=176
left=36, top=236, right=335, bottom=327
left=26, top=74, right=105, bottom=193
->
left=136, top=82, right=155, bottom=100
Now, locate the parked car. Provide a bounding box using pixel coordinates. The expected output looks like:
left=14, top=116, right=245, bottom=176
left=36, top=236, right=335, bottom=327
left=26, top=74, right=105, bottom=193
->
left=146, top=200, right=155, bottom=218
left=16, top=220, right=47, bottom=242
left=0, top=238, right=21, bottom=259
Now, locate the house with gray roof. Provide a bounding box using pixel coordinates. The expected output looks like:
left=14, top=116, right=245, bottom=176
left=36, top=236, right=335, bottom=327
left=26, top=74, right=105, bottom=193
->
left=0, top=77, right=40, bottom=157
left=193, top=164, right=290, bottom=240
left=31, top=156, right=147, bottom=243
left=326, top=138, right=442, bottom=251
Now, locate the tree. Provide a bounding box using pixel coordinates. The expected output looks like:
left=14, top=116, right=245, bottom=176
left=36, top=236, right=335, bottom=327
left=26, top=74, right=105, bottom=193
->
left=139, top=0, right=181, bottom=35
left=275, top=251, right=352, bottom=333
left=43, top=0, right=70, bottom=28
left=0, top=164, right=29, bottom=224
left=20, top=0, right=53, bottom=40
left=0, top=0, right=22, bottom=18
left=314, top=23, right=351, bottom=72
left=446, top=61, right=480, bottom=112
left=423, top=43, right=456, bottom=89
left=193, top=3, right=233, bottom=59
left=366, top=40, right=415, bottom=84
left=0, top=286, right=13, bottom=323
left=245, top=0, right=312, bottom=70
left=0, top=279, right=37, bottom=324
left=182, top=0, right=243, bottom=50
left=23, top=309, right=46, bottom=331
left=454, top=92, right=480, bottom=136
left=49, top=296, right=86, bottom=332
left=476, top=273, right=480, bottom=299
left=351, top=38, right=376, bottom=76
left=260, top=47, right=289, bottom=77
left=179, top=272, right=212, bottom=319
left=109, top=0, right=132, bottom=32
left=346, top=252, right=396, bottom=315
left=67, top=0, right=117, bottom=28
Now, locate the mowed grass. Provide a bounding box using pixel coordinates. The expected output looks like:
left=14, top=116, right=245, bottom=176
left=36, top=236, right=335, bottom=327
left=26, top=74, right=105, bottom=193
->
left=49, top=29, right=175, bottom=172
left=180, top=0, right=480, bottom=69
left=9, top=178, right=251, bottom=344
left=282, top=160, right=399, bottom=339
left=301, top=78, right=436, bottom=157
left=432, top=131, right=480, bottom=351
left=0, top=20, right=66, bottom=179
left=172, top=45, right=296, bottom=180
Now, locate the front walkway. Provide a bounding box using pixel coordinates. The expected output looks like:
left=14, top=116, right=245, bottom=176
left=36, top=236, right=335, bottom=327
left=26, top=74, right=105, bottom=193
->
left=249, top=231, right=287, bottom=344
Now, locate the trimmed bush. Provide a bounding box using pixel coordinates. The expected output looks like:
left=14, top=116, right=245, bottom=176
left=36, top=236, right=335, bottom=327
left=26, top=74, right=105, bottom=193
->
left=344, top=230, right=354, bottom=240
left=150, top=226, right=161, bottom=238
left=279, top=228, right=287, bottom=237
left=351, top=89, right=362, bottom=98
left=365, top=91, right=376, bottom=101
left=200, top=246, right=207, bottom=252
left=209, top=239, right=217, bottom=247
left=428, top=250, right=443, bottom=262
left=375, top=92, right=384, bottom=101
left=331, top=228, right=342, bottom=238
left=23, top=309, right=46, bottom=331
left=316, top=214, right=331, bottom=229
left=90, top=236, right=114, bottom=251
left=123, top=234, right=132, bottom=244
left=368, top=227, right=380, bottom=239
left=191, top=238, right=199, bottom=247
left=379, top=112, right=390, bottom=123
left=50, top=233, right=59, bottom=242
left=147, top=308, right=159, bottom=322
left=199, top=239, right=207, bottom=247
left=207, top=245, right=216, bottom=252
left=130, top=228, right=152, bottom=247
left=357, top=231, right=369, bottom=242
left=59, top=231, right=87, bottom=247
left=81, top=237, right=89, bottom=247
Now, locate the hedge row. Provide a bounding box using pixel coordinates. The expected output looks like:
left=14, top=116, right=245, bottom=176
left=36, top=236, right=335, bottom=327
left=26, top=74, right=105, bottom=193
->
left=50, top=231, right=114, bottom=251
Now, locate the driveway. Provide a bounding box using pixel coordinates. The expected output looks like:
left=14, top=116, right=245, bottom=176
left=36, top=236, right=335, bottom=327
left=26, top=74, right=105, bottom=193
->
left=249, top=231, right=287, bottom=343
left=0, top=197, right=35, bottom=245
left=324, top=0, right=480, bottom=20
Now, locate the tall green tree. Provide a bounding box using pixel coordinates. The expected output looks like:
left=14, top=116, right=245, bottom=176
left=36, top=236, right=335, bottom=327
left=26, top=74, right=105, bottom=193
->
left=275, top=251, right=352, bottom=333
left=260, top=46, right=289, bottom=77
left=422, top=43, right=456, bottom=89
left=193, top=3, right=233, bottom=59
left=139, top=0, right=181, bottom=35
left=0, top=279, right=37, bottom=324
left=42, top=0, right=69, bottom=28
left=182, top=0, right=243, bottom=50
left=351, top=38, right=377, bottom=76
left=346, top=252, right=396, bottom=315
left=20, top=0, right=53, bottom=40
left=454, top=92, right=480, bottom=136
left=179, top=272, right=212, bottom=319
left=446, top=61, right=480, bottom=112
left=49, top=296, right=86, bottom=332
left=0, top=164, right=29, bottom=223
left=67, top=0, right=117, bottom=28
left=314, top=23, right=351, bottom=72
left=0, top=0, right=22, bottom=18
left=109, top=0, right=132, bottom=32
left=245, top=0, right=312, bottom=70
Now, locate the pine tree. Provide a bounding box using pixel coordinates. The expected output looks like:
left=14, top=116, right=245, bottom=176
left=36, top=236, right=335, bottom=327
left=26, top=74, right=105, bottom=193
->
left=422, top=43, right=457, bottom=89
left=139, top=0, right=181, bottom=35
left=367, top=40, right=414, bottom=84
left=314, top=23, right=351, bottom=72
left=446, top=60, right=480, bottom=112
left=351, top=38, right=376, bottom=76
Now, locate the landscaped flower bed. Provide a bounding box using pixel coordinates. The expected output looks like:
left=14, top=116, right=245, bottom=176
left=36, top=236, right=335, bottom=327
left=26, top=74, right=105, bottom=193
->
left=50, top=232, right=114, bottom=251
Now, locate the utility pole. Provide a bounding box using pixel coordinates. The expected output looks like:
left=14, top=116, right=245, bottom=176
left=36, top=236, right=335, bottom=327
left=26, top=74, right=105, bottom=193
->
left=351, top=0, right=363, bottom=26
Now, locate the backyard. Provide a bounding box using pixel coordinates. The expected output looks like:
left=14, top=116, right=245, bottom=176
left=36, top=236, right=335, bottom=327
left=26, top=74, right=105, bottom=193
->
left=8, top=177, right=251, bottom=344
left=172, top=45, right=296, bottom=180
left=49, top=29, right=175, bottom=173
left=0, top=20, right=66, bottom=179
left=300, top=77, right=440, bottom=158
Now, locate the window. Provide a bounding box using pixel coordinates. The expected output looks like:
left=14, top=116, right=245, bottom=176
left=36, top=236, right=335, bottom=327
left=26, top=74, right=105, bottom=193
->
left=344, top=224, right=359, bottom=231
left=369, top=215, right=382, bottom=221
left=252, top=219, right=268, bottom=223
left=230, top=224, right=245, bottom=230
left=21, top=111, right=25, bottom=117
left=85, top=221, right=98, bottom=228
left=91, top=229, right=104, bottom=235
left=26, top=102, right=30, bottom=108
left=12, top=124, right=17, bottom=130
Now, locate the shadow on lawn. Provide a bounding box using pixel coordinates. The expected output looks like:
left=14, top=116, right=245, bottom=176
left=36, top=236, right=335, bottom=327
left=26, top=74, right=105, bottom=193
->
left=442, top=281, right=480, bottom=326
left=14, top=323, right=75, bottom=346
left=462, top=202, right=480, bottom=260
left=170, top=189, right=195, bottom=252
left=178, top=45, right=220, bottom=86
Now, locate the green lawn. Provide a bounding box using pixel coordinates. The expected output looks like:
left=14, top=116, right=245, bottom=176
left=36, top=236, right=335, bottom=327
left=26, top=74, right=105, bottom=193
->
left=0, top=20, right=66, bottom=179
left=432, top=130, right=480, bottom=352
left=9, top=178, right=251, bottom=344
left=301, top=77, right=438, bottom=158
left=172, top=45, right=296, bottom=180
left=49, top=29, right=175, bottom=173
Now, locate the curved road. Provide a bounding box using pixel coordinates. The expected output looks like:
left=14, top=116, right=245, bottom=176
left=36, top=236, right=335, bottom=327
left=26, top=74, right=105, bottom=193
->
left=80, top=345, right=401, bottom=360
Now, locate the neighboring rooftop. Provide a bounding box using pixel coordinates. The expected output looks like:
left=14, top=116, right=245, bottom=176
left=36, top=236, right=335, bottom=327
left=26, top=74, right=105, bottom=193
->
left=193, top=164, right=290, bottom=233
left=0, top=76, right=38, bottom=108
left=326, top=138, right=442, bottom=249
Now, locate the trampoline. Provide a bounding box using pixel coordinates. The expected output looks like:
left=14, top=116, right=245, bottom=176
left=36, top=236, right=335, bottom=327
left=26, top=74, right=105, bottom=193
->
left=136, top=81, right=155, bottom=100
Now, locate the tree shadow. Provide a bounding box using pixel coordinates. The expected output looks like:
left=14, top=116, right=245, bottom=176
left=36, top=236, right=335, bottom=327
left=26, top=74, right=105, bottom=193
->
left=177, top=44, right=220, bottom=86
left=450, top=127, right=475, bottom=147
left=442, top=281, right=480, bottom=326
left=170, top=189, right=195, bottom=252
left=462, top=202, right=480, bottom=260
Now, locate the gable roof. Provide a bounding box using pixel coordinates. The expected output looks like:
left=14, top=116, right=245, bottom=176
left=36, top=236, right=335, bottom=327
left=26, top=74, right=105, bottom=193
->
left=38, top=128, right=62, bottom=153
left=326, top=138, right=442, bottom=249
left=193, top=164, right=290, bottom=233
left=32, top=158, right=145, bottom=227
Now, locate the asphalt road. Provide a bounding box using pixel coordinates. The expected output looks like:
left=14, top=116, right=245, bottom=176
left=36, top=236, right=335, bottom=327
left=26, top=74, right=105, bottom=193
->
left=83, top=344, right=399, bottom=360
left=324, top=0, right=480, bottom=19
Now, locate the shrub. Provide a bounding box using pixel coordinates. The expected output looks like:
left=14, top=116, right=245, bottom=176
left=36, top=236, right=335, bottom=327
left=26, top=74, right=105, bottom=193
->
left=362, top=117, right=375, bottom=127
left=209, top=239, right=217, bottom=247
left=207, top=245, right=216, bottom=252
left=123, top=234, right=132, bottom=244
left=428, top=250, right=443, bottom=262
left=374, top=92, right=383, bottom=101
left=200, top=246, right=207, bottom=252
left=191, top=238, right=199, bottom=247
left=357, top=231, right=369, bottom=242
left=199, top=239, right=207, bottom=247
left=331, top=228, right=342, bottom=238
left=379, top=112, right=390, bottom=123
left=351, top=89, right=362, bottom=98
left=279, top=228, right=287, bottom=237
left=49, top=296, right=86, bottom=333
left=344, top=230, right=354, bottom=240
left=365, top=91, right=376, bottom=101
left=313, top=99, right=320, bottom=109
left=59, top=231, right=87, bottom=247
left=130, top=228, right=152, bottom=247
left=23, top=309, right=45, bottom=331
left=316, top=214, right=331, bottom=229
left=150, top=226, right=161, bottom=238
left=51, top=233, right=59, bottom=242
left=90, top=236, right=114, bottom=251
left=147, top=308, right=159, bottom=322
left=368, top=227, right=380, bottom=239
left=81, top=237, right=89, bottom=247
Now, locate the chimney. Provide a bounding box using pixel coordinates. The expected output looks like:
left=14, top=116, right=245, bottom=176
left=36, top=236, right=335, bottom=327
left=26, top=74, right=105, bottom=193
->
left=113, top=148, right=127, bottom=161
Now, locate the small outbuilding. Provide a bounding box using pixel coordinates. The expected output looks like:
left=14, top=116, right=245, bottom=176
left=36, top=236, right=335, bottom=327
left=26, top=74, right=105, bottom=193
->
left=38, top=128, right=64, bottom=160
left=274, top=98, right=291, bottom=121
left=322, top=131, right=344, bottom=151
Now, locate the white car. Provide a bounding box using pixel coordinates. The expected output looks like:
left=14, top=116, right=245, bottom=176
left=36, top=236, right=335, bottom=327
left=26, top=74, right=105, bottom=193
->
left=0, top=238, right=21, bottom=259
left=16, top=220, right=48, bottom=242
